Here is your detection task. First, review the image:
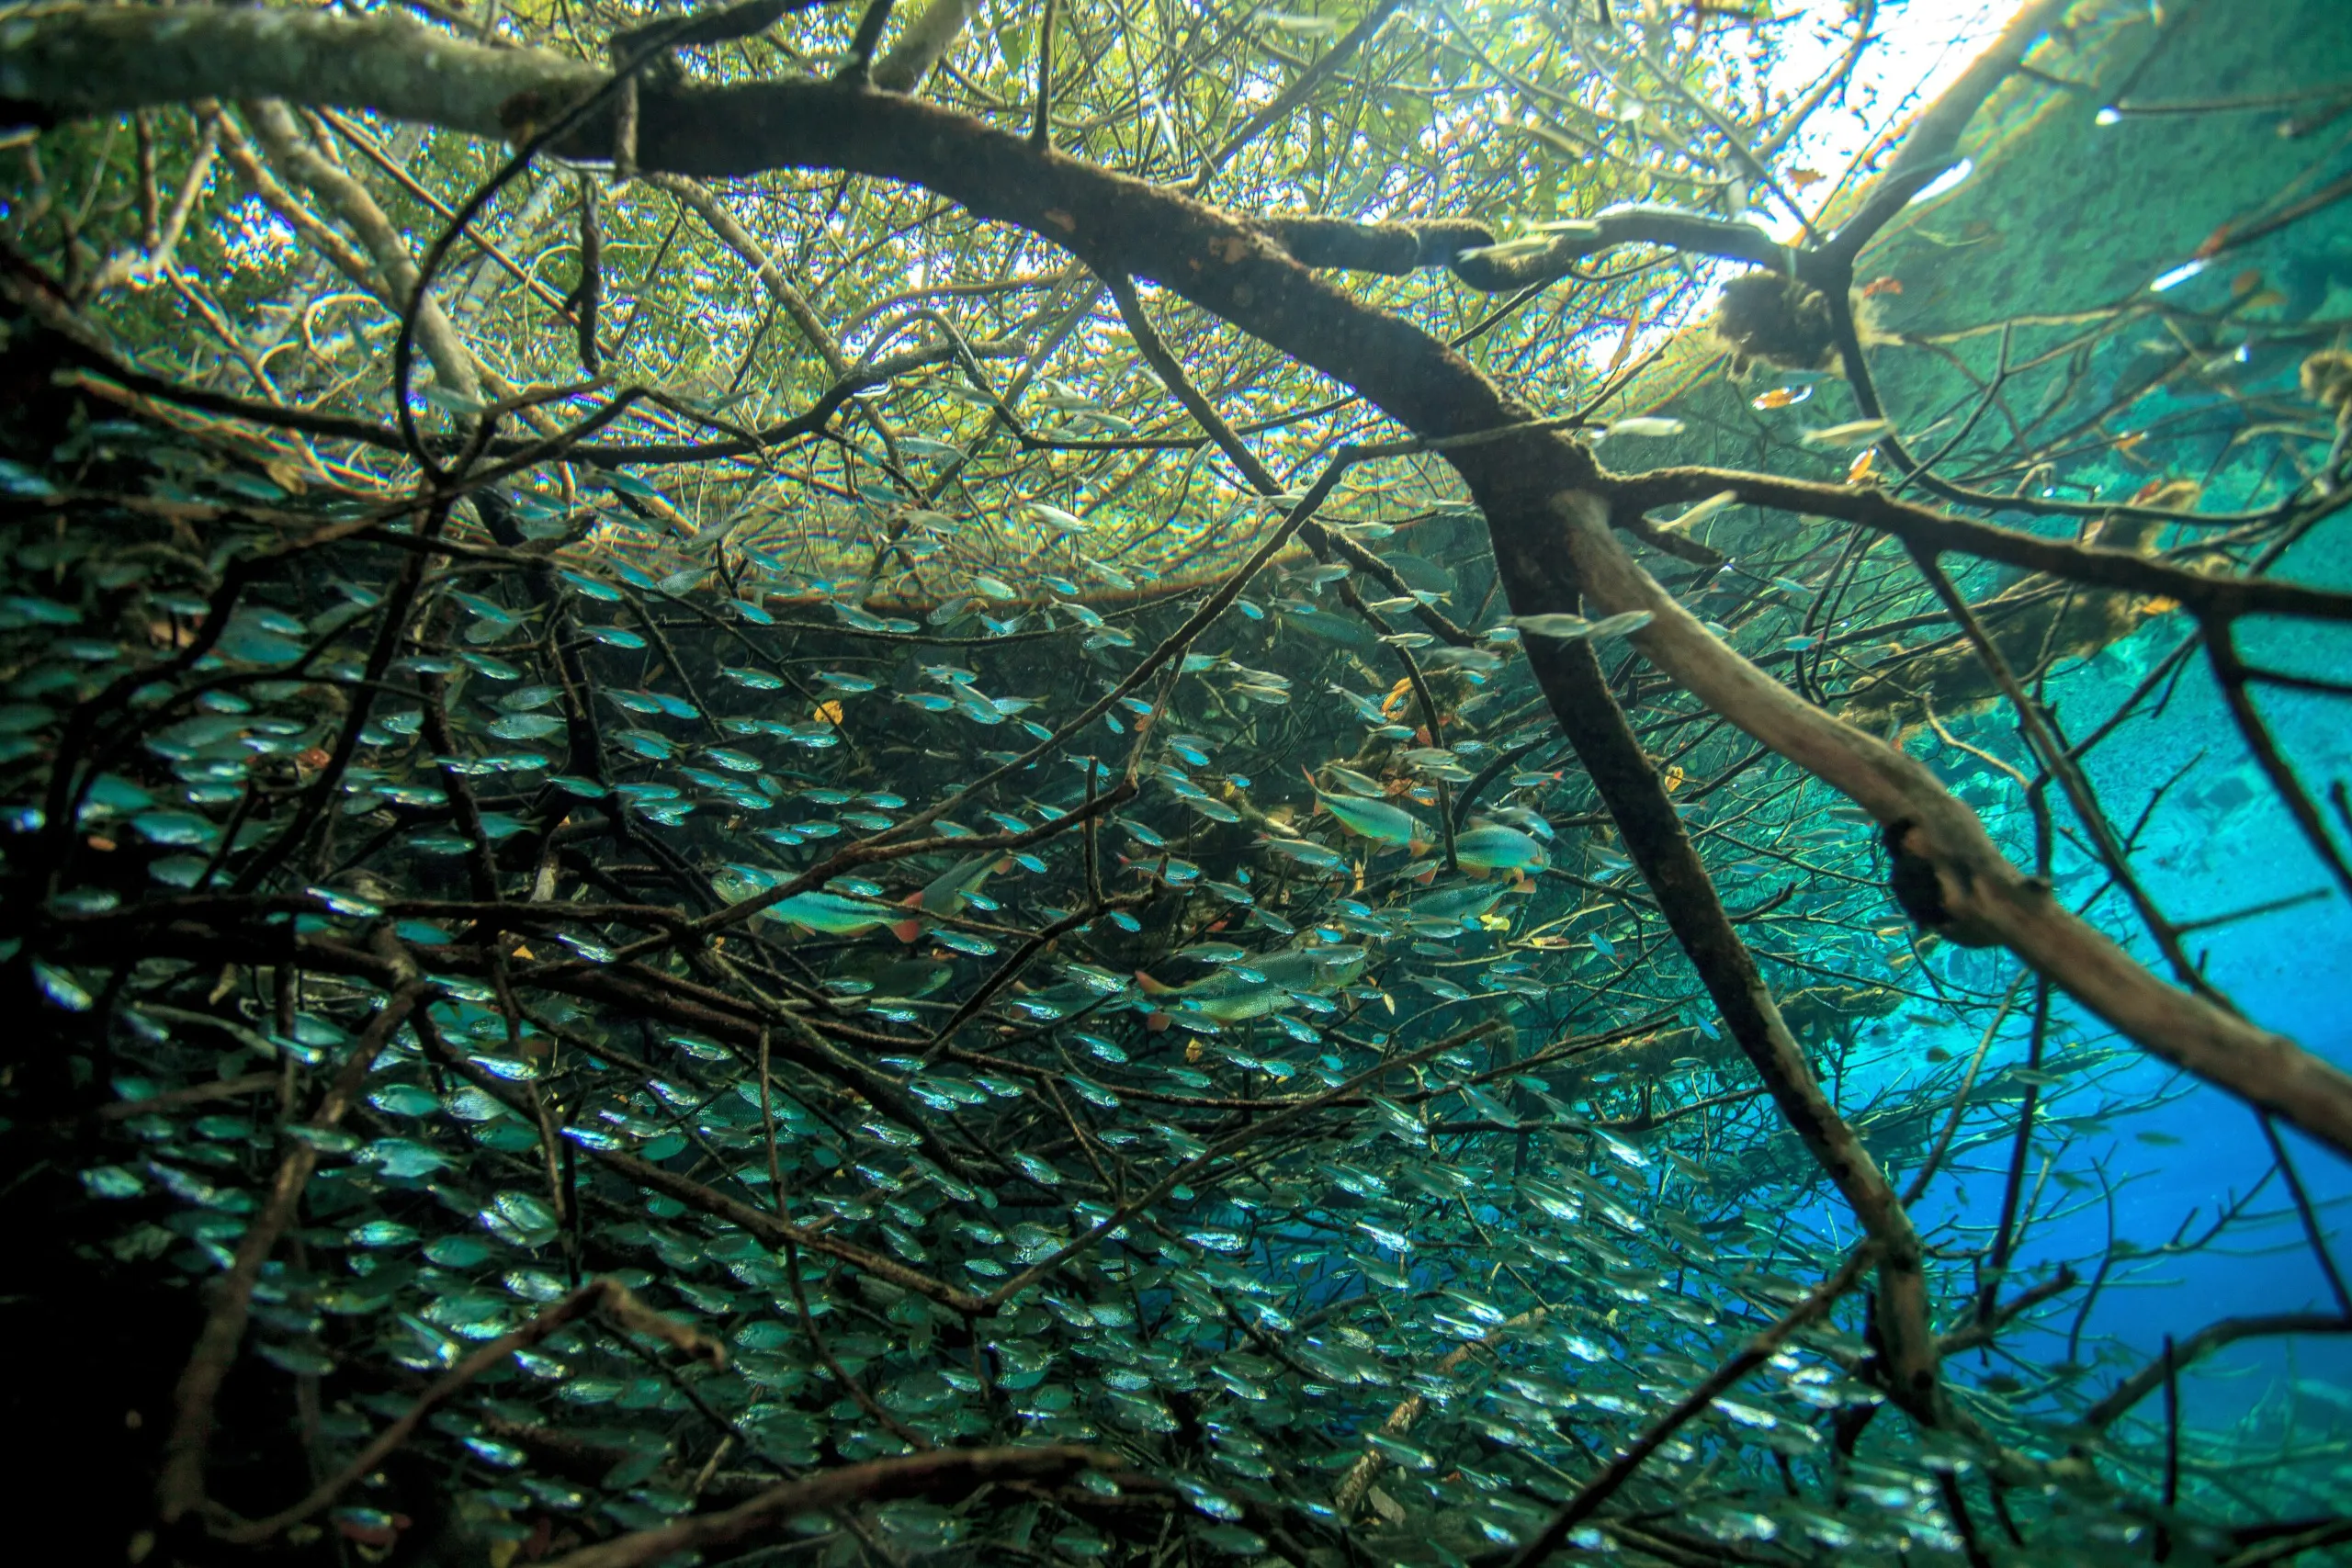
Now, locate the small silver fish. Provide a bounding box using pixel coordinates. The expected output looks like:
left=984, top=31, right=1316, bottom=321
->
left=1657, top=490, right=1740, bottom=530
left=1025, top=502, right=1091, bottom=533
left=1801, top=418, right=1895, bottom=448
left=1259, top=11, right=1340, bottom=34
left=1600, top=416, right=1687, bottom=440
left=1506, top=610, right=1655, bottom=641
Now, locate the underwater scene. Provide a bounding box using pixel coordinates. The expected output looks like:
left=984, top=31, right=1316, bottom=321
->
left=0, top=0, right=2347, bottom=1563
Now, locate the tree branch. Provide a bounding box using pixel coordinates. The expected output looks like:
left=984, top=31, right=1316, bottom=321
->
left=1548, top=492, right=2352, bottom=1160
left=541, top=1446, right=1110, bottom=1568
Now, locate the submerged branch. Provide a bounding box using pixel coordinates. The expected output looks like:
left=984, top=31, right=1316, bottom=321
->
left=541, top=1447, right=1112, bottom=1568
left=1546, top=492, right=2352, bottom=1161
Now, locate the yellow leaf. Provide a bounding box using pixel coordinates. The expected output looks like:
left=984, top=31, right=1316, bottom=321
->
left=1662, top=764, right=1684, bottom=791
left=813, top=700, right=844, bottom=725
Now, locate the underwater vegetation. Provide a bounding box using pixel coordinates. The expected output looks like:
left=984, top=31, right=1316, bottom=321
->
left=0, top=0, right=2349, bottom=1563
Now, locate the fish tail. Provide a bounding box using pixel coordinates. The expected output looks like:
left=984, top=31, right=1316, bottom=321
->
left=1134, top=971, right=1172, bottom=996
left=890, top=919, right=924, bottom=944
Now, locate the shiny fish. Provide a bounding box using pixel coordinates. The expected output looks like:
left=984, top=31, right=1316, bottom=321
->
left=1600, top=416, right=1687, bottom=440
left=1801, top=418, right=1895, bottom=448
left=1506, top=610, right=1655, bottom=641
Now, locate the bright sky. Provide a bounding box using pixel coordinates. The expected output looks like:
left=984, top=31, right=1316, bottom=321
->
left=1768, top=0, right=2027, bottom=231
left=1585, top=0, right=2029, bottom=371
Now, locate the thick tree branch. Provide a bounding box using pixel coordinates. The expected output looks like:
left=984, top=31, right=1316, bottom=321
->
left=0, top=7, right=583, bottom=140
left=870, top=0, right=975, bottom=92
left=243, top=100, right=482, bottom=400
left=1549, top=493, right=2352, bottom=1160
left=1500, top=494, right=1939, bottom=1416
left=641, top=171, right=850, bottom=378
left=1604, top=467, right=2352, bottom=626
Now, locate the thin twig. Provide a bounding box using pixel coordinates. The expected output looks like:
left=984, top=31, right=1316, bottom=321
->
left=1502, top=1247, right=1877, bottom=1568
